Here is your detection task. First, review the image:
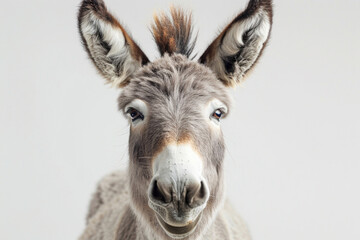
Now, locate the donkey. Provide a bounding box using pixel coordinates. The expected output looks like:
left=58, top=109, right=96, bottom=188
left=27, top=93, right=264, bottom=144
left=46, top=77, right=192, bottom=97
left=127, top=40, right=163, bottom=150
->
left=77, top=0, right=272, bottom=239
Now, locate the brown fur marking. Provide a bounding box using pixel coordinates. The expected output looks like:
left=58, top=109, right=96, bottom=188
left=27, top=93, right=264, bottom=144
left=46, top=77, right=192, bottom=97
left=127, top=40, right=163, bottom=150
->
left=151, top=7, right=196, bottom=57
left=199, top=0, right=273, bottom=86
left=78, top=0, right=149, bottom=80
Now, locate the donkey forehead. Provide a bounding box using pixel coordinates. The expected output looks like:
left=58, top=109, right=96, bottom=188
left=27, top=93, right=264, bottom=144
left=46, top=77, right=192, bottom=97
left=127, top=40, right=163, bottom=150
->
left=118, top=54, right=231, bottom=111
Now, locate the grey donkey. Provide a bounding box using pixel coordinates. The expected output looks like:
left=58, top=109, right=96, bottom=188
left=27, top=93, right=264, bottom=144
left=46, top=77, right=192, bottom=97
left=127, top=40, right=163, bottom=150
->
left=77, top=0, right=273, bottom=239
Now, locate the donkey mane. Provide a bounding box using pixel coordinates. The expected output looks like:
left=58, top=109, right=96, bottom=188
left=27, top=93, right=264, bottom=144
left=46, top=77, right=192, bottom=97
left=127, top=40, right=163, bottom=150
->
left=151, top=7, right=197, bottom=58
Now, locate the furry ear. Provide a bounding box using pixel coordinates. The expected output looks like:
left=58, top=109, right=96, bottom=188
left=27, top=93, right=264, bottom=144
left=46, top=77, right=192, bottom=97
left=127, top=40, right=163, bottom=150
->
left=78, top=0, right=149, bottom=87
left=199, top=0, right=272, bottom=86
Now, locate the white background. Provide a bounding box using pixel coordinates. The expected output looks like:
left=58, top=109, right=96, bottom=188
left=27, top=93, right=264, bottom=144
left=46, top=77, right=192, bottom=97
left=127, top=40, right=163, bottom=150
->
left=1, top=0, right=359, bottom=239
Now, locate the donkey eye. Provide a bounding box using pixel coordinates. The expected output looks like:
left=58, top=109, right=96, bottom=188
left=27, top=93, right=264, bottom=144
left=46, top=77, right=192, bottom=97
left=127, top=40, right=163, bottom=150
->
left=212, top=109, right=223, bottom=121
left=126, top=108, right=144, bottom=122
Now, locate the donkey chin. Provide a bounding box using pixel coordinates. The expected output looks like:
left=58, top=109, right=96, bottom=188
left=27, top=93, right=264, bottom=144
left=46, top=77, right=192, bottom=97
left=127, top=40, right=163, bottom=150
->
left=147, top=144, right=210, bottom=239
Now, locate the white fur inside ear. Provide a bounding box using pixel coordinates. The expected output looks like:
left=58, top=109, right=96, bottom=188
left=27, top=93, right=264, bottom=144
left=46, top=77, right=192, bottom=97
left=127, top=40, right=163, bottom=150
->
left=80, top=11, right=141, bottom=87
left=221, top=8, right=270, bottom=57
left=206, top=7, right=271, bottom=86
left=80, top=12, right=127, bottom=59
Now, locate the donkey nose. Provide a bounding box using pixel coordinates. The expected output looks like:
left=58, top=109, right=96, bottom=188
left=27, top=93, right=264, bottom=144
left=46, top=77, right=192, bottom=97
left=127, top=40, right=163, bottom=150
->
left=151, top=180, right=172, bottom=204
left=185, top=181, right=208, bottom=208
left=149, top=178, right=209, bottom=208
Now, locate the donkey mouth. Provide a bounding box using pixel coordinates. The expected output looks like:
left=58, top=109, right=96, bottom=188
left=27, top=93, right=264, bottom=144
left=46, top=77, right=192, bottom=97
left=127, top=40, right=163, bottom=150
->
left=156, top=213, right=202, bottom=239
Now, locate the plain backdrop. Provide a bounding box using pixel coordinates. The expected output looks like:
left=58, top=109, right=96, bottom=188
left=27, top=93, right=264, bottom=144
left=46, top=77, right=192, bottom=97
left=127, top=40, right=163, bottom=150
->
left=1, top=0, right=359, bottom=239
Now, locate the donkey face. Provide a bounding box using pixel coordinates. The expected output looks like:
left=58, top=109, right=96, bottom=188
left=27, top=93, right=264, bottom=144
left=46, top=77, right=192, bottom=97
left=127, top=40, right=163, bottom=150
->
left=78, top=0, right=272, bottom=239
left=118, top=55, right=230, bottom=238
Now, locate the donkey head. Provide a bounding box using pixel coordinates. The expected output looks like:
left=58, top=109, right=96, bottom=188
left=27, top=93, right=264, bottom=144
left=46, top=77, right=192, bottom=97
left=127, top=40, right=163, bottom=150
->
left=78, top=0, right=272, bottom=239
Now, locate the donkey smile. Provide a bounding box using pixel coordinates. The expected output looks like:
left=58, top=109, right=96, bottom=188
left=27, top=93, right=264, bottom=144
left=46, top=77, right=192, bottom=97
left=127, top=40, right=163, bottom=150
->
left=155, top=213, right=202, bottom=239
left=77, top=0, right=272, bottom=239
left=148, top=142, right=209, bottom=238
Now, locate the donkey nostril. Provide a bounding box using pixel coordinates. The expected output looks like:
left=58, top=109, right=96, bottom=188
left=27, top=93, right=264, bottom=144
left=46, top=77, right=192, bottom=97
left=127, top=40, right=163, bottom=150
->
left=151, top=180, right=163, bottom=202
left=150, top=178, right=208, bottom=207
left=185, top=181, right=208, bottom=208
left=151, top=180, right=172, bottom=204
left=198, top=181, right=207, bottom=199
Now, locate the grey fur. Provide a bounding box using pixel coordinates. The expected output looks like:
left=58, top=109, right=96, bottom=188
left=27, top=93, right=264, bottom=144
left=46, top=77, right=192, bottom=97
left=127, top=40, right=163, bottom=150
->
left=80, top=170, right=251, bottom=240
left=199, top=0, right=273, bottom=86
left=78, top=0, right=273, bottom=239
left=78, top=0, right=149, bottom=87
left=119, top=54, right=231, bottom=240
left=79, top=54, right=250, bottom=240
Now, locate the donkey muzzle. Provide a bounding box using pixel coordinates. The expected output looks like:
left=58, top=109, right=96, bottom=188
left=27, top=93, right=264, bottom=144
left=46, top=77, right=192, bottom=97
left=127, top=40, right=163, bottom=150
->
left=148, top=144, right=209, bottom=238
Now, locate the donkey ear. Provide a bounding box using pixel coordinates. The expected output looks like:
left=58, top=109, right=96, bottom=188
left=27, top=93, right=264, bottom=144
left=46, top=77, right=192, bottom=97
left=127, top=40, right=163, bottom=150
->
left=199, top=0, right=273, bottom=86
left=78, top=0, right=149, bottom=87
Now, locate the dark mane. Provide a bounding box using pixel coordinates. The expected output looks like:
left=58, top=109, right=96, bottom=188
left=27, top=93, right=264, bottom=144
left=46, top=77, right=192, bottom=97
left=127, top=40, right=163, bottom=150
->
left=151, top=7, right=197, bottom=58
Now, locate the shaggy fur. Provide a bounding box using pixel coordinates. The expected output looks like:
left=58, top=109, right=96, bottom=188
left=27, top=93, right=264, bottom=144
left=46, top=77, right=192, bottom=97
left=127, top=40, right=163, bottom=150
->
left=77, top=0, right=273, bottom=239
left=200, top=0, right=273, bottom=86
left=151, top=7, right=196, bottom=58
left=79, top=53, right=250, bottom=240
left=118, top=54, right=230, bottom=240
left=80, top=170, right=251, bottom=240
left=78, top=0, right=149, bottom=87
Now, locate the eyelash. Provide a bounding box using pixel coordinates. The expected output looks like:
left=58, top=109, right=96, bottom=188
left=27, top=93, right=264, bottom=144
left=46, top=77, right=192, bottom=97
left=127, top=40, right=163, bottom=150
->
left=126, top=108, right=144, bottom=122
left=126, top=108, right=224, bottom=122
left=212, top=109, right=224, bottom=121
